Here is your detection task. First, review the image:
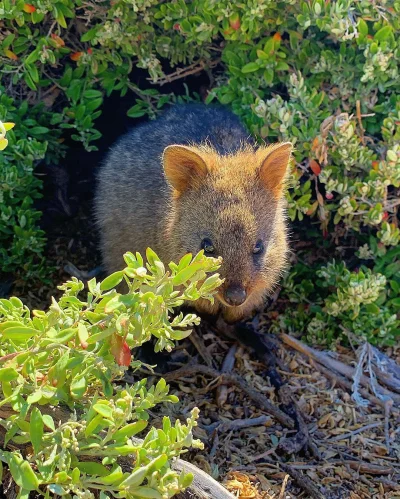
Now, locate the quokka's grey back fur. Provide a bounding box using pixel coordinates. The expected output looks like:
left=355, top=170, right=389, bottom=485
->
left=94, top=103, right=290, bottom=322
left=94, top=104, right=254, bottom=273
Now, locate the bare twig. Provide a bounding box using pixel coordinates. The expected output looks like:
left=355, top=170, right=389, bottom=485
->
left=164, top=364, right=295, bottom=428
left=275, top=460, right=324, bottom=499
left=280, top=333, right=400, bottom=408
left=150, top=58, right=221, bottom=86
left=278, top=474, right=290, bottom=499
left=326, top=422, right=383, bottom=442
left=331, top=460, right=395, bottom=475
left=312, top=360, right=386, bottom=408
left=202, top=415, right=271, bottom=434
left=189, top=327, right=215, bottom=368
left=216, top=344, right=238, bottom=406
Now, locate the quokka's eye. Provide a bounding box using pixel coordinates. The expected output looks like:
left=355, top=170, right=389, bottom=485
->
left=253, top=240, right=264, bottom=255
left=201, top=238, right=215, bottom=255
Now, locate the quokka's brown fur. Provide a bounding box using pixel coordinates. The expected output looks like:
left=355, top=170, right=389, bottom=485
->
left=94, top=104, right=292, bottom=323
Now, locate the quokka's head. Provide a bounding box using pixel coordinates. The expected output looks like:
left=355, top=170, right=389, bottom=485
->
left=162, top=141, right=293, bottom=317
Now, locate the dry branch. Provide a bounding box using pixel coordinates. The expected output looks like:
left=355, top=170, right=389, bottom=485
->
left=164, top=364, right=295, bottom=428
left=280, top=333, right=400, bottom=409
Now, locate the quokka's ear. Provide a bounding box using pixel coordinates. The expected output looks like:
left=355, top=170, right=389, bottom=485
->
left=163, top=145, right=208, bottom=194
left=258, top=142, right=293, bottom=198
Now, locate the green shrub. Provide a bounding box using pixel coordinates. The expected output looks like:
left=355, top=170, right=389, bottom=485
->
left=1, top=0, right=399, bottom=345
left=273, top=242, right=400, bottom=347
left=0, top=249, right=222, bottom=497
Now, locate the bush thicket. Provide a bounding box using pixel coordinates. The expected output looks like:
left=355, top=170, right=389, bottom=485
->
left=1, top=1, right=399, bottom=344
left=0, top=249, right=222, bottom=497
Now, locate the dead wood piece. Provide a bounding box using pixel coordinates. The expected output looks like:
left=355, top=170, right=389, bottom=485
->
left=280, top=333, right=400, bottom=408
left=172, top=458, right=235, bottom=499
left=150, top=58, right=221, bottom=86
left=331, top=460, right=395, bottom=475
left=375, top=477, right=400, bottom=490
left=273, top=460, right=325, bottom=499
left=202, top=415, right=271, bottom=434
left=326, top=422, right=383, bottom=442
left=215, top=321, right=316, bottom=455
left=164, top=364, right=294, bottom=428
left=189, top=327, right=216, bottom=368
left=357, top=342, right=400, bottom=395
left=312, top=360, right=386, bottom=408
left=216, top=344, right=238, bottom=407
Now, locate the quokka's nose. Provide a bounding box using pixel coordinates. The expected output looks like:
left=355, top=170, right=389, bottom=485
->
left=224, top=285, right=247, bottom=306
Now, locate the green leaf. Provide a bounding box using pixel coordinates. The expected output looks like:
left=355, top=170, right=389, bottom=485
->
left=47, top=327, right=77, bottom=343
left=2, top=326, right=39, bottom=341
left=83, top=89, right=103, bottom=99
left=104, top=296, right=125, bottom=313
left=219, top=92, right=235, bottom=104
left=388, top=297, right=400, bottom=307
left=77, top=462, right=109, bottom=477
left=358, top=18, right=368, bottom=37
left=276, top=61, right=289, bottom=71
left=374, top=25, right=392, bottom=42
left=241, top=62, right=260, bottom=73
left=30, top=407, right=44, bottom=454
left=85, top=413, right=104, bottom=437
left=81, top=27, right=98, bottom=42
left=8, top=454, right=40, bottom=491
left=180, top=472, right=194, bottom=488
left=172, top=263, right=204, bottom=286
left=70, top=375, right=87, bottom=399
left=86, top=327, right=115, bottom=344
left=98, top=465, right=124, bottom=485
left=24, top=49, right=39, bottom=65
left=119, top=465, right=148, bottom=488
left=42, top=414, right=55, bottom=431
left=27, top=64, right=39, bottom=83
left=93, top=403, right=113, bottom=419
left=27, top=391, right=42, bottom=404
left=100, top=271, right=124, bottom=291
left=264, top=68, right=274, bottom=84
left=78, top=323, right=89, bottom=346
left=364, top=303, right=380, bottom=315
left=113, top=420, right=148, bottom=441
left=0, top=321, right=24, bottom=332
left=0, top=367, right=19, bottom=382
left=56, top=11, right=67, bottom=28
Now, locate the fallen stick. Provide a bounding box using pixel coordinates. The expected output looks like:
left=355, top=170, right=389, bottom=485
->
left=164, top=364, right=295, bottom=428
left=276, top=461, right=324, bottom=499
left=312, top=360, right=386, bottom=409
left=189, top=327, right=215, bottom=368
left=280, top=333, right=400, bottom=408
left=326, top=422, right=383, bottom=442
left=216, top=344, right=238, bottom=407
left=202, top=414, right=271, bottom=434
left=331, top=460, right=395, bottom=475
